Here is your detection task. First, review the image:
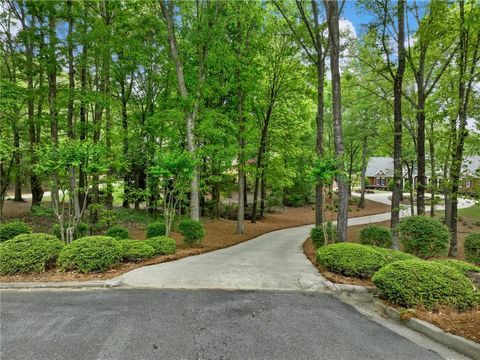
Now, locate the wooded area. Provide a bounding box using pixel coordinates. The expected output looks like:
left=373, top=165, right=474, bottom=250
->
left=0, top=0, right=479, bottom=252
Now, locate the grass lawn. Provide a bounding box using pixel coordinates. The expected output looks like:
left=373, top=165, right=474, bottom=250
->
left=459, top=204, right=480, bottom=219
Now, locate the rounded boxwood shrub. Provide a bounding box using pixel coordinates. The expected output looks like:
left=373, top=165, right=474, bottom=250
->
left=106, top=226, right=129, bottom=240
left=178, top=219, right=205, bottom=245
left=464, top=232, right=480, bottom=265
left=120, top=240, right=155, bottom=261
left=372, top=260, right=478, bottom=310
left=397, top=216, right=450, bottom=258
left=310, top=222, right=336, bottom=248
left=359, top=225, right=392, bottom=248
left=432, top=259, right=480, bottom=275
left=371, top=246, right=417, bottom=263
left=145, top=236, right=176, bottom=255
left=0, top=233, right=64, bottom=275
left=57, top=236, right=122, bottom=273
left=0, top=221, right=32, bottom=242
left=316, top=243, right=415, bottom=278
left=146, top=222, right=166, bottom=238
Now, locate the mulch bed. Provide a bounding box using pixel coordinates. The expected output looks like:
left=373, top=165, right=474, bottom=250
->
left=0, top=198, right=390, bottom=283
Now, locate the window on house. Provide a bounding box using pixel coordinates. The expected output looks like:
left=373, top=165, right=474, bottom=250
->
left=375, top=178, right=386, bottom=186
left=466, top=180, right=472, bottom=188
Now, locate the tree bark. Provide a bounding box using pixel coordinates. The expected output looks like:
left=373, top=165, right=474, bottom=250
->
left=24, top=16, right=43, bottom=207
left=448, top=0, right=479, bottom=256
left=324, top=0, right=348, bottom=242
left=47, top=10, right=60, bottom=217
left=358, top=136, right=367, bottom=209
left=390, top=0, right=406, bottom=249
left=312, top=0, right=325, bottom=227
left=13, top=128, right=23, bottom=202
left=416, top=93, right=426, bottom=215
left=160, top=0, right=200, bottom=221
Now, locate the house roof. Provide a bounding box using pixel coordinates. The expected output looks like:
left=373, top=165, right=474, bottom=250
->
left=463, top=156, right=480, bottom=176
left=365, top=157, right=394, bottom=177
left=366, top=156, right=480, bottom=178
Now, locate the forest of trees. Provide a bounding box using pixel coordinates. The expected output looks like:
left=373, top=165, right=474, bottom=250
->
left=0, top=0, right=479, bottom=250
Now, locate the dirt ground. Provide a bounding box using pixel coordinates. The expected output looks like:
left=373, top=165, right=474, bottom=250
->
left=0, top=197, right=389, bottom=283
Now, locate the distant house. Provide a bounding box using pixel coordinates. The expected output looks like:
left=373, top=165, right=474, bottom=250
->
left=365, top=156, right=480, bottom=192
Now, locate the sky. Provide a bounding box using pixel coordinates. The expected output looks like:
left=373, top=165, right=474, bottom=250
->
left=341, top=0, right=422, bottom=39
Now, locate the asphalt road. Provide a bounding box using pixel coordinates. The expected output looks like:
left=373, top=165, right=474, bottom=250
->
left=1, top=289, right=444, bottom=360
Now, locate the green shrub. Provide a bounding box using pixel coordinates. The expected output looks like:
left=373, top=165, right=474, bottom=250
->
left=431, top=259, right=480, bottom=275
left=359, top=225, right=392, bottom=248
left=146, top=222, right=166, bottom=238
left=465, top=232, right=480, bottom=265
left=398, top=216, right=450, bottom=258
left=372, top=246, right=417, bottom=263
left=372, top=260, right=478, bottom=310
left=57, top=236, right=122, bottom=273
left=0, top=221, right=31, bottom=242
left=120, top=240, right=155, bottom=261
left=53, top=222, right=88, bottom=241
left=178, top=219, right=205, bottom=245
left=145, top=236, right=176, bottom=255
left=106, top=226, right=129, bottom=240
left=0, top=233, right=64, bottom=275
left=316, top=243, right=415, bottom=278
left=311, top=222, right=336, bottom=248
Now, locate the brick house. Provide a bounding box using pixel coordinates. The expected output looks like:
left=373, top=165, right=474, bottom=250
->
left=365, top=156, right=480, bottom=192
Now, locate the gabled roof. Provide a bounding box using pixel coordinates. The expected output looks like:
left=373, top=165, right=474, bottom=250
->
left=366, top=157, right=394, bottom=177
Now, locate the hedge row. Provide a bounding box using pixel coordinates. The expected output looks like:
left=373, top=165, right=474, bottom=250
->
left=316, top=243, right=415, bottom=278
left=316, top=242, right=480, bottom=310
left=0, top=233, right=177, bottom=275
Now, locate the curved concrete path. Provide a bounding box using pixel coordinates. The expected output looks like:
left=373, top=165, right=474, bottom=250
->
left=117, top=194, right=476, bottom=291
left=116, top=211, right=401, bottom=290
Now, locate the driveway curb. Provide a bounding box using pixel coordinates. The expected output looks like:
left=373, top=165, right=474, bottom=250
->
left=373, top=299, right=480, bottom=360
left=0, top=279, right=122, bottom=290
left=328, top=282, right=479, bottom=359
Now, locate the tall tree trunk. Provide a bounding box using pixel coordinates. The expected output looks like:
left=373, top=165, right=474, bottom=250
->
left=260, top=165, right=266, bottom=219
left=236, top=86, right=245, bottom=233
left=251, top=102, right=272, bottom=223
left=312, top=0, right=325, bottom=227
left=79, top=4, right=88, bottom=211
left=324, top=0, right=348, bottom=242
left=47, top=11, right=60, bottom=219
left=120, top=73, right=130, bottom=208
left=13, top=128, right=23, bottom=202
left=428, top=120, right=436, bottom=217
left=358, top=136, right=367, bottom=209
left=448, top=0, right=479, bottom=256
left=416, top=93, right=426, bottom=215
left=160, top=0, right=200, bottom=221
left=25, top=16, right=43, bottom=207
left=390, top=0, right=406, bottom=249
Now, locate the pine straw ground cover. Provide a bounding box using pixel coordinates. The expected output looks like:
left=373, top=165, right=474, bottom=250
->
left=0, top=197, right=389, bottom=283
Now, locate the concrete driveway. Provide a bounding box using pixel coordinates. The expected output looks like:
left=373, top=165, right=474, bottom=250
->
left=116, top=213, right=398, bottom=290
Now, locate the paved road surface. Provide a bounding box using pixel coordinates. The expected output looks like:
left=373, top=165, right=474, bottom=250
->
left=1, top=289, right=446, bottom=360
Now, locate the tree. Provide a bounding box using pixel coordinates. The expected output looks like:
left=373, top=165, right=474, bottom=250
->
left=324, top=0, right=348, bottom=242
left=447, top=0, right=480, bottom=256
